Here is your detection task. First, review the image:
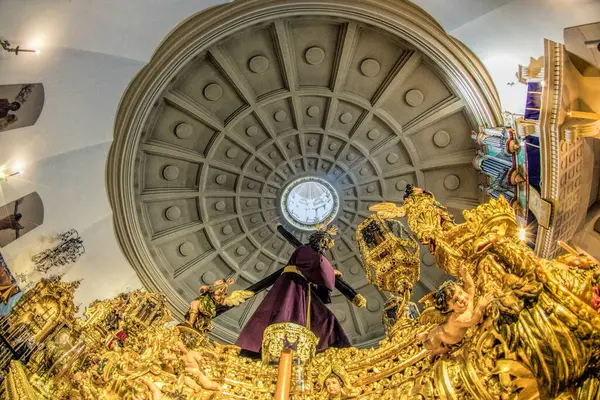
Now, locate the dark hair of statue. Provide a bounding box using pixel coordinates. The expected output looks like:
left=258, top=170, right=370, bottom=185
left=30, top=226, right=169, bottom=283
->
left=403, top=184, right=415, bottom=199
left=433, top=280, right=459, bottom=314
left=308, top=231, right=333, bottom=254
left=403, top=183, right=432, bottom=200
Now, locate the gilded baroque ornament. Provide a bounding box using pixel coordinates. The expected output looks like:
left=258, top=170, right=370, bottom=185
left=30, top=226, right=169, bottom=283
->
left=184, top=278, right=253, bottom=334
left=262, top=322, right=318, bottom=365
left=4, top=188, right=600, bottom=399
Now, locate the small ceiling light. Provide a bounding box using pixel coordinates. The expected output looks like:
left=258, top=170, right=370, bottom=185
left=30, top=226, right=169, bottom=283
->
left=1, top=39, right=40, bottom=56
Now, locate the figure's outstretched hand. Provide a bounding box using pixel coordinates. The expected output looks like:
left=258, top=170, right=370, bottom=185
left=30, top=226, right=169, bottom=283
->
left=334, top=269, right=343, bottom=278
left=478, top=292, right=494, bottom=309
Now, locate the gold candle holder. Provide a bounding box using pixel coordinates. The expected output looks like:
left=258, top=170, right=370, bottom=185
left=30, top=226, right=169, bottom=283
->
left=261, top=322, right=318, bottom=365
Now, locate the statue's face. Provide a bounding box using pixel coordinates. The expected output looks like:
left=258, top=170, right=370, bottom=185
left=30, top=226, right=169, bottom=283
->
left=56, top=331, right=70, bottom=345
left=448, top=285, right=469, bottom=313
left=325, top=377, right=341, bottom=395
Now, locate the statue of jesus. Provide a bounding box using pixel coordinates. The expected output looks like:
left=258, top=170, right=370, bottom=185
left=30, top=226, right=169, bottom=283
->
left=236, top=226, right=351, bottom=356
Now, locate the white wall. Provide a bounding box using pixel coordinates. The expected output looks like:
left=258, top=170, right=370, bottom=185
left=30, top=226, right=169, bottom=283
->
left=572, top=203, right=600, bottom=261
left=0, top=0, right=229, bottom=309
left=0, top=0, right=227, bottom=62
left=448, top=0, right=600, bottom=114
left=0, top=48, right=146, bottom=308
left=414, top=0, right=513, bottom=31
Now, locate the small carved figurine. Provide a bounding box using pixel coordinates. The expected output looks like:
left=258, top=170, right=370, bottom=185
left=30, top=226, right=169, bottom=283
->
left=184, top=279, right=253, bottom=334
left=325, top=375, right=343, bottom=399
left=177, top=341, right=222, bottom=392
left=417, top=266, right=493, bottom=358
left=322, top=374, right=359, bottom=399
left=316, top=361, right=360, bottom=400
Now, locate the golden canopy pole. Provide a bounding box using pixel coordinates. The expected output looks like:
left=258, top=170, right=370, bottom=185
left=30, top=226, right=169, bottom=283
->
left=274, top=347, right=293, bottom=400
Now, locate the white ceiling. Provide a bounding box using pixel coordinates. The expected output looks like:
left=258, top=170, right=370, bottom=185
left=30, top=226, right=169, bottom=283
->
left=415, top=0, right=513, bottom=31
left=450, top=0, right=600, bottom=113
left=0, top=0, right=228, bottom=62
left=0, top=0, right=598, bottom=313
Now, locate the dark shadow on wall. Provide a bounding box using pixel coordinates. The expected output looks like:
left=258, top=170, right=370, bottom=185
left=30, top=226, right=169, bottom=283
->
left=0, top=192, right=44, bottom=247
left=0, top=83, right=44, bottom=132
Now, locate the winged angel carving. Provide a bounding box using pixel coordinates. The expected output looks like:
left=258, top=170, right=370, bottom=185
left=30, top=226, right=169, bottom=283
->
left=417, top=265, right=493, bottom=358
left=184, top=279, right=253, bottom=334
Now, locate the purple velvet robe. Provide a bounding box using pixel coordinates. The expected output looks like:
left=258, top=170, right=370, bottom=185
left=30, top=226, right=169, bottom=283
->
left=236, top=245, right=351, bottom=353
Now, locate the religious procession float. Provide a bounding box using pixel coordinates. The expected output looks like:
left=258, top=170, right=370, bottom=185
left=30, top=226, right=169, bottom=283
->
left=3, top=186, right=600, bottom=399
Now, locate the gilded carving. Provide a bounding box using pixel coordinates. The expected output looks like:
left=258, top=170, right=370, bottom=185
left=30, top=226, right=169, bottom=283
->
left=5, top=188, right=600, bottom=399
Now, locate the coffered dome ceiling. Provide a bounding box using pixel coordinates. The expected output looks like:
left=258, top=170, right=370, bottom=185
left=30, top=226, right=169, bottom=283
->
left=107, top=0, right=501, bottom=347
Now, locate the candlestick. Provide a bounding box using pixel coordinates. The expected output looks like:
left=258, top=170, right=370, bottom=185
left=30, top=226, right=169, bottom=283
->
left=567, top=110, right=600, bottom=121
left=0, top=170, right=22, bottom=182
left=0, top=40, right=40, bottom=56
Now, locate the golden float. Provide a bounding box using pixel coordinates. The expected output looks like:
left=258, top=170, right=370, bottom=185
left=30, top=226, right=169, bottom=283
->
left=4, top=188, right=600, bottom=399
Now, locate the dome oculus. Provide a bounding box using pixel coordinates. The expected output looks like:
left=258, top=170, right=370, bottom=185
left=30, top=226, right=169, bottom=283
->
left=281, top=177, right=339, bottom=230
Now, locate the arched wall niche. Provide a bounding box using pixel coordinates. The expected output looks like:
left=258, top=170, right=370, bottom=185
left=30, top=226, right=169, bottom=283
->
left=107, top=0, right=502, bottom=346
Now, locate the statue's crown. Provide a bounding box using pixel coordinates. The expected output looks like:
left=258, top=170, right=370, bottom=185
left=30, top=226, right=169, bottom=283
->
left=315, top=217, right=337, bottom=236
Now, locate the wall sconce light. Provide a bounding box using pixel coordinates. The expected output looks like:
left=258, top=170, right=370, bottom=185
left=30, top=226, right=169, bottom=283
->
left=1, top=39, right=40, bottom=55
left=0, top=169, right=22, bottom=182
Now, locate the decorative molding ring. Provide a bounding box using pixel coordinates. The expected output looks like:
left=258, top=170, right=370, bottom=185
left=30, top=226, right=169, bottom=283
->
left=106, top=0, right=502, bottom=344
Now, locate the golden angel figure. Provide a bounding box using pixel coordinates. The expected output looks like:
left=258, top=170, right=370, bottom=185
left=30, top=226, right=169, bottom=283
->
left=184, top=279, right=253, bottom=334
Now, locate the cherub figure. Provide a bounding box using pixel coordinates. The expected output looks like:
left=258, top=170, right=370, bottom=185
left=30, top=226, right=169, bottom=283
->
left=184, top=279, right=252, bottom=333
left=0, top=114, right=18, bottom=132
left=324, top=375, right=344, bottom=399
left=321, top=374, right=359, bottom=400
left=417, top=266, right=493, bottom=358
left=315, top=360, right=360, bottom=400
left=88, top=357, right=109, bottom=386
left=177, top=341, right=222, bottom=392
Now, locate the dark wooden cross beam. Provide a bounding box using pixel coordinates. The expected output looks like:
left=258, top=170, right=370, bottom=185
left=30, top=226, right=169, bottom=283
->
left=215, top=224, right=365, bottom=316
